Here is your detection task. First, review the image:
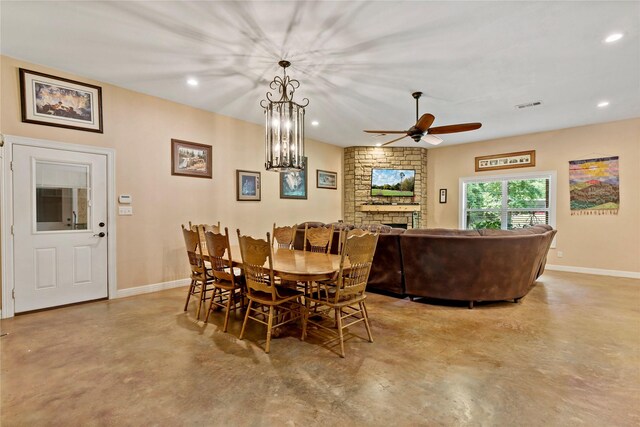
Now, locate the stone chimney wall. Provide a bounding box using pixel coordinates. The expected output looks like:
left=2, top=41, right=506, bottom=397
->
left=343, top=147, right=427, bottom=228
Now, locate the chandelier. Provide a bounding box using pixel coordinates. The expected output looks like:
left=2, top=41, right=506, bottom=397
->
left=261, top=60, right=308, bottom=172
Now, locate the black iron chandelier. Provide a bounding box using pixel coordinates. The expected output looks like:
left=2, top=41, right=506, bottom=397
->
left=261, top=60, right=308, bottom=172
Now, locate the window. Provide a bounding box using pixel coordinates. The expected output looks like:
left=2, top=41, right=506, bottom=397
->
left=460, top=171, right=556, bottom=230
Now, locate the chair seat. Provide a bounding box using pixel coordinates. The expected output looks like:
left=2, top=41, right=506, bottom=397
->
left=307, top=288, right=367, bottom=307
left=248, top=286, right=303, bottom=304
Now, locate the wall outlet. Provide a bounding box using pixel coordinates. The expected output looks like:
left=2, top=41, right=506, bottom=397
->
left=557, top=251, right=563, bottom=258
left=118, top=206, right=133, bottom=216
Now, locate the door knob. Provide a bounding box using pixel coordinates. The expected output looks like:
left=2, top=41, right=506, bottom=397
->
left=99, top=222, right=105, bottom=227
left=93, top=232, right=106, bottom=238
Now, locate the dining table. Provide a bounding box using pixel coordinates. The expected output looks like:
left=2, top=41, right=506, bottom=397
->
left=224, top=246, right=347, bottom=282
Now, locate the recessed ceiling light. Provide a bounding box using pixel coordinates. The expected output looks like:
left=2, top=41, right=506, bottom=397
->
left=604, top=33, right=623, bottom=43
left=597, top=101, right=610, bottom=108
left=311, top=120, right=319, bottom=126
left=375, top=143, right=382, bottom=147
left=186, top=78, right=199, bottom=86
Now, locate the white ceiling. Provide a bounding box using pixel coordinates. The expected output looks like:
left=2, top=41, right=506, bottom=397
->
left=1, top=1, right=639, bottom=148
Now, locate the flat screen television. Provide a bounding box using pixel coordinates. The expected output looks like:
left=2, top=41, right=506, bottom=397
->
left=371, top=168, right=415, bottom=197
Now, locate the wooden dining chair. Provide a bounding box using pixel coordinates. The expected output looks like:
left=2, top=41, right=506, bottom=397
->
left=189, top=221, right=221, bottom=249
left=337, top=228, right=370, bottom=255
left=181, top=224, right=214, bottom=320
left=272, top=223, right=297, bottom=249
left=203, top=227, right=244, bottom=333
left=304, top=230, right=379, bottom=358
left=303, top=224, right=334, bottom=254
left=236, top=229, right=306, bottom=353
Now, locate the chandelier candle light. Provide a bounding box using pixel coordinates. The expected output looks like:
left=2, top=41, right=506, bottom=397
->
left=261, top=60, right=308, bottom=171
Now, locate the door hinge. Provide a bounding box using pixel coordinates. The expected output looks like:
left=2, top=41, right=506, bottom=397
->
left=0, top=134, right=4, bottom=147
left=11, top=225, right=14, bottom=235
left=10, top=161, right=13, bottom=171
left=12, top=289, right=15, bottom=299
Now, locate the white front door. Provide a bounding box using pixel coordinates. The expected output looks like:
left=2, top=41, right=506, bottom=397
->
left=13, top=144, right=108, bottom=312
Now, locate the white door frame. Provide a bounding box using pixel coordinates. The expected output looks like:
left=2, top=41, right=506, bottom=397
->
left=1, top=134, right=117, bottom=318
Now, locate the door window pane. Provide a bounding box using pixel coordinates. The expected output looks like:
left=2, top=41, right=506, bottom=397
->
left=35, top=162, right=89, bottom=231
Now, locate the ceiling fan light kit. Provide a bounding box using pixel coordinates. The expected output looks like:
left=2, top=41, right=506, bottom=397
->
left=364, top=91, right=482, bottom=146
left=261, top=60, right=309, bottom=172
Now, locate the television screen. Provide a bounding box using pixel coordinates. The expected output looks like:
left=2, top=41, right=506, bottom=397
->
left=371, top=169, right=415, bottom=196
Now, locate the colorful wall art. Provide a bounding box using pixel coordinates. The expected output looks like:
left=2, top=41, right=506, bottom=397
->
left=569, top=156, right=619, bottom=215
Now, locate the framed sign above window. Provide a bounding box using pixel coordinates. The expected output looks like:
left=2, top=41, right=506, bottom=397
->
left=475, top=150, right=535, bottom=172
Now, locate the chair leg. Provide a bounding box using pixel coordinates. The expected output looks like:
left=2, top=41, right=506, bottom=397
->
left=361, top=301, right=374, bottom=343
left=336, top=307, right=345, bottom=358
left=184, top=280, right=195, bottom=311
left=223, top=289, right=233, bottom=333
left=204, top=287, right=217, bottom=324
left=468, top=301, right=474, bottom=309
left=300, top=298, right=308, bottom=341
left=196, top=282, right=207, bottom=320
left=265, top=306, right=275, bottom=354
left=240, top=300, right=252, bottom=340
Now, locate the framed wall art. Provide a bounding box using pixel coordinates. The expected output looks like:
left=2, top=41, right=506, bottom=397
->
left=475, top=150, right=536, bottom=172
left=236, top=170, right=261, bottom=201
left=171, top=139, right=212, bottom=179
left=316, top=169, right=337, bottom=189
left=280, top=158, right=307, bottom=199
left=19, top=68, right=103, bottom=133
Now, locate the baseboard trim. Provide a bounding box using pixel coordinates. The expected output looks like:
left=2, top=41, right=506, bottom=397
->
left=545, top=264, right=640, bottom=279
left=115, top=278, right=190, bottom=299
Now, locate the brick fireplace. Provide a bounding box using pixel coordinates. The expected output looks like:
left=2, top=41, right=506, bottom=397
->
left=343, top=147, right=428, bottom=228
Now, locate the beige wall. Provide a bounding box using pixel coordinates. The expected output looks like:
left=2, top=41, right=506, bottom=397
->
left=427, top=118, right=640, bottom=274
left=0, top=55, right=343, bottom=291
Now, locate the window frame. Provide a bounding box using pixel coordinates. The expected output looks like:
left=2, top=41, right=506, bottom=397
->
left=459, top=170, right=557, bottom=231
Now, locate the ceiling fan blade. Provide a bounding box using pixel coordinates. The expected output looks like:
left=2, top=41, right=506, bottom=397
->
left=422, top=134, right=443, bottom=145
left=428, top=123, right=482, bottom=135
left=381, top=135, right=409, bottom=146
left=364, top=130, right=407, bottom=134
left=415, top=113, right=435, bottom=132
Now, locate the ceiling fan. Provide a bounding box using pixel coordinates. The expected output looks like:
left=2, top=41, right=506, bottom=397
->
left=364, top=92, right=482, bottom=146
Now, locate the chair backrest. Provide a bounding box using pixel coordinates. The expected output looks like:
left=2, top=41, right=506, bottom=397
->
left=337, top=228, right=370, bottom=255
left=181, top=224, right=206, bottom=277
left=304, top=224, right=334, bottom=253
left=237, top=230, right=276, bottom=301
left=204, top=227, right=235, bottom=284
left=188, top=221, right=221, bottom=248
left=333, top=231, right=379, bottom=301
left=272, top=223, right=297, bottom=249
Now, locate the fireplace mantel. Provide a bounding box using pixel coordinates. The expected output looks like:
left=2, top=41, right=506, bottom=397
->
left=359, top=205, right=420, bottom=212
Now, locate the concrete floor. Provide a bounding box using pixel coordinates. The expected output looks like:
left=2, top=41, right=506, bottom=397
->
left=1, top=271, right=639, bottom=426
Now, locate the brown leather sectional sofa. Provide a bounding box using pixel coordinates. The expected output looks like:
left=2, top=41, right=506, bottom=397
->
left=294, top=222, right=556, bottom=307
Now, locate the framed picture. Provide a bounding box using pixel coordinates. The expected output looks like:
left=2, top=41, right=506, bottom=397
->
left=280, top=159, right=307, bottom=199
left=236, top=170, right=261, bottom=201
left=171, top=139, right=212, bottom=179
left=19, top=68, right=103, bottom=133
left=475, top=150, right=536, bottom=172
left=439, top=189, right=447, bottom=204
left=317, top=169, right=338, bottom=189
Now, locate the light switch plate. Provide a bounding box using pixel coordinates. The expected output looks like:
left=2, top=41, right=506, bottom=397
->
left=119, top=206, right=133, bottom=215
left=118, top=194, right=132, bottom=204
